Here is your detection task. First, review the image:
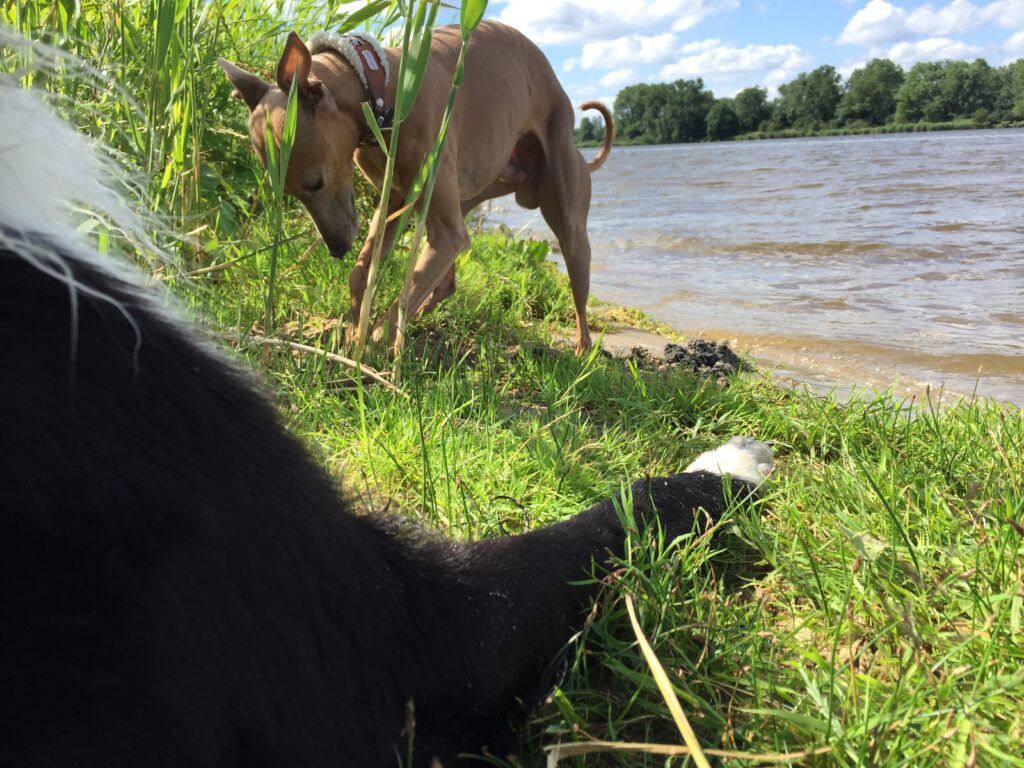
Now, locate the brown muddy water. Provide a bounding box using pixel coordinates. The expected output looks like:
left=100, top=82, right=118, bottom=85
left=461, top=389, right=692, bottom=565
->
left=484, top=130, right=1024, bottom=405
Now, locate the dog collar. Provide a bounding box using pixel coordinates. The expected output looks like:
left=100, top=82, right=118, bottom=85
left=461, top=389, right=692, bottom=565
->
left=308, top=30, right=393, bottom=146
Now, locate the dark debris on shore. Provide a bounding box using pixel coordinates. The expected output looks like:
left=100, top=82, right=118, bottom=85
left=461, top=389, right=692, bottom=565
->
left=626, top=339, right=745, bottom=386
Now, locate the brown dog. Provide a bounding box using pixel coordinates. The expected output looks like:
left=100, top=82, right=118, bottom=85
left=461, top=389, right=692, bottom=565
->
left=220, top=21, right=613, bottom=353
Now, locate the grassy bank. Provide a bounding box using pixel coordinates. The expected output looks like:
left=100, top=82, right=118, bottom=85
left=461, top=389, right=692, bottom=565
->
left=192, top=227, right=1024, bottom=766
left=738, top=119, right=1024, bottom=141
left=9, top=2, right=1024, bottom=764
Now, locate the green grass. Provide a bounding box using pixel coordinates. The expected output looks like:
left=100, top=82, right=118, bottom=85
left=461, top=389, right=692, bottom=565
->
left=8, top=3, right=1024, bottom=765
left=736, top=119, right=1024, bottom=142
left=197, top=233, right=1024, bottom=767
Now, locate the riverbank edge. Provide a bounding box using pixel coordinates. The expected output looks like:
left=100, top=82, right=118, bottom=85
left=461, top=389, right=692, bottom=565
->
left=575, top=119, right=1024, bottom=149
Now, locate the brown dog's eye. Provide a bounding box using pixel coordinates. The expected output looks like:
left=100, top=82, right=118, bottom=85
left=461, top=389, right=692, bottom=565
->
left=304, top=176, right=324, bottom=195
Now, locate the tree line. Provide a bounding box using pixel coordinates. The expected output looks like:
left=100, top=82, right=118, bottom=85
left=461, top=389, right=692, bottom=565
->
left=575, top=57, right=1024, bottom=144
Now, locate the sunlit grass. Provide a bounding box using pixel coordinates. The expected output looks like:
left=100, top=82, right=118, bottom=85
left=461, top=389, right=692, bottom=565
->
left=251, top=234, right=1024, bottom=767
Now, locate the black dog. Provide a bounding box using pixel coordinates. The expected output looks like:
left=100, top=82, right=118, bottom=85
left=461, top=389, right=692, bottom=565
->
left=0, top=78, right=772, bottom=767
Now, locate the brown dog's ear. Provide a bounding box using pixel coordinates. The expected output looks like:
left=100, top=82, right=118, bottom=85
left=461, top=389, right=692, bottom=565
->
left=276, top=32, right=312, bottom=94
left=219, top=59, right=269, bottom=112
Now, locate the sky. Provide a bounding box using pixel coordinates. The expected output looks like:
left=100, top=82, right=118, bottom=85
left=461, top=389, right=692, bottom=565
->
left=475, top=0, right=1024, bottom=113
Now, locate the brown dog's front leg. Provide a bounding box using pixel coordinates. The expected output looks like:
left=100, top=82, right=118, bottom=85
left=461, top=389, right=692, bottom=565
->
left=372, top=221, right=470, bottom=346
left=420, top=266, right=455, bottom=314
left=372, top=167, right=471, bottom=344
left=347, top=214, right=401, bottom=345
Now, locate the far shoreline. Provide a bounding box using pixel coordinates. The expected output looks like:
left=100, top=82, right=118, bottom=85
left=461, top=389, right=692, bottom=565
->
left=575, top=120, right=1024, bottom=149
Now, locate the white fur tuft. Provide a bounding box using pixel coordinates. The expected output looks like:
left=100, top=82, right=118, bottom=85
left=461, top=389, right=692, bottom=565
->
left=0, top=30, right=154, bottom=259
left=0, top=86, right=131, bottom=248
left=0, top=28, right=184, bottom=363
left=684, top=436, right=774, bottom=484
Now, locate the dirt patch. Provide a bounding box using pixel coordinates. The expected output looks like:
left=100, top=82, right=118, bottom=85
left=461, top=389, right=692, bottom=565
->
left=607, top=331, right=745, bottom=385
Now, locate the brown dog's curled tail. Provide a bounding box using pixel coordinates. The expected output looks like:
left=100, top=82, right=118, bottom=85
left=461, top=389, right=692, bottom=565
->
left=581, top=101, right=615, bottom=172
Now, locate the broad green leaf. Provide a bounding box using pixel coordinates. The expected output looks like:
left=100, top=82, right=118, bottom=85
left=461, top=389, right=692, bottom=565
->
left=278, top=69, right=300, bottom=182
left=337, top=0, right=392, bottom=33
left=264, top=120, right=279, bottom=193
left=460, top=0, right=487, bottom=39
left=395, top=0, right=439, bottom=121
left=154, top=0, right=175, bottom=71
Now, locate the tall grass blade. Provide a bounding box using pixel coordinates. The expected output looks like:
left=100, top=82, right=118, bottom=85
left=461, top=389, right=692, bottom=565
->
left=391, top=0, right=486, bottom=366
left=625, top=594, right=712, bottom=768
left=262, top=68, right=299, bottom=333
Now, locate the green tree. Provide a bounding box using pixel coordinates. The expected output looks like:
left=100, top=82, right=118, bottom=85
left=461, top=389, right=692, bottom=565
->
left=614, top=83, right=658, bottom=142
left=658, top=78, right=715, bottom=142
left=777, top=65, right=842, bottom=127
left=733, top=86, right=771, bottom=132
left=574, top=116, right=600, bottom=143
left=896, top=61, right=949, bottom=122
left=996, top=59, right=1024, bottom=120
left=838, top=58, right=904, bottom=125
left=941, top=59, right=999, bottom=119
left=616, top=80, right=714, bottom=143
left=646, top=82, right=676, bottom=142
left=706, top=99, right=740, bottom=140
left=765, top=97, right=788, bottom=131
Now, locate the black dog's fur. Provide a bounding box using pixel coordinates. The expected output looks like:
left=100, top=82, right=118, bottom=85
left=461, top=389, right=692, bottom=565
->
left=0, top=228, right=752, bottom=766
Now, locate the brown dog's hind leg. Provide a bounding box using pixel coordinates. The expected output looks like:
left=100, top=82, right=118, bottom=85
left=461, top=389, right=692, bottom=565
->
left=549, top=214, right=593, bottom=355
left=537, top=134, right=594, bottom=355
left=509, top=133, right=545, bottom=210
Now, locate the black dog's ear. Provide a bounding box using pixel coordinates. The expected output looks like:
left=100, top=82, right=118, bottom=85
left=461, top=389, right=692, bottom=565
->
left=276, top=32, right=312, bottom=94
left=219, top=59, right=269, bottom=112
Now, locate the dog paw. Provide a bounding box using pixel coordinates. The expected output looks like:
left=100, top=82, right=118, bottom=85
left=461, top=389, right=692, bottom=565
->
left=683, top=436, right=774, bottom=484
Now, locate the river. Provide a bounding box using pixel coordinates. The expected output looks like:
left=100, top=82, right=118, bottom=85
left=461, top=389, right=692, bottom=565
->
left=484, top=129, right=1024, bottom=405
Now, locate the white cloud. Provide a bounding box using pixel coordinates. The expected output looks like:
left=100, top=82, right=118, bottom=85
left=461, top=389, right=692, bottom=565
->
left=670, top=0, right=738, bottom=31
left=563, top=56, right=579, bottom=72
left=1004, top=28, right=1024, bottom=53
left=681, top=37, right=723, bottom=53
left=838, top=0, right=911, bottom=45
left=979, top=0, right=1024, bottom=27
left=579, top=33, right=679, bottom=69
left=884, top=36, right=982, bottom=65
left=573, top=35, right=808, bottom=95
left=659, top=41, right=811, bottom=81
left=761, top=69, right=795, bottom=95
left=599, top=67, right=641, bottom=88
left=907, top=0, right=981, bottom=35
left=837, top=58, right=869, bottom=78
left=569, top=80, right=602, bottom=99
left=839, top=0, right=1023, bottom=47
left=495, top=0, right=738, bottom=45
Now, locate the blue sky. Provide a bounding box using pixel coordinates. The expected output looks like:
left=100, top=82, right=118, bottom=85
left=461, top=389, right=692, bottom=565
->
left=476, top=0, right=1024, bottom=112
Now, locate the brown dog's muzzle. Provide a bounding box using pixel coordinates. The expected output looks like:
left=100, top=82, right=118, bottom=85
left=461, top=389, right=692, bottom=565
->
left=306, top=189, right=357, bottom=259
